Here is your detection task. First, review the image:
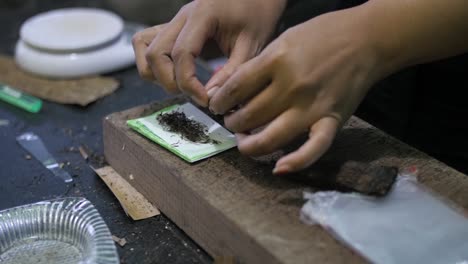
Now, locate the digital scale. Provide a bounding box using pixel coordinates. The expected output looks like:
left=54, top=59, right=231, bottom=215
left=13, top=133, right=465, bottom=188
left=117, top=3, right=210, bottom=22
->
left=15, top=8, right=144, bottom=79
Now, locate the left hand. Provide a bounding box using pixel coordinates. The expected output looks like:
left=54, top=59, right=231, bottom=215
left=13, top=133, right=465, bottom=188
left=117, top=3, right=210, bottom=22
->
left=209, top=7, right=384, bottom=174
left=132, top=0, right=286, bottom=107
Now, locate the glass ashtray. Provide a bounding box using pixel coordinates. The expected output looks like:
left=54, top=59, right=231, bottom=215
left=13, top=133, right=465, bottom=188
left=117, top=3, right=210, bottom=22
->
left=0, top=197, right=119, bottom=264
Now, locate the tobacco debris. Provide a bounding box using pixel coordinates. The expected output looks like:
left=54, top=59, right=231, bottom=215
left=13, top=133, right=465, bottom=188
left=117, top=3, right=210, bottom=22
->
left=112, top=235, right=127, bottom=247
left=157, top=110, right=219, bottom=144
left=79, top=146, right=89, bottom=160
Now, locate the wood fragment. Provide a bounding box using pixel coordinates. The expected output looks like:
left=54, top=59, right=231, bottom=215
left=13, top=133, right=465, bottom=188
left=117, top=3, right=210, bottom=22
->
left=79, top=146, right=88, bottom=160
left=335, top=162, right=398, bottom=196
left=112, top=235, right=127, bottom=247
left=288, top=161, right=398, bottom=196
left=93, top=166, right=160, bottom=220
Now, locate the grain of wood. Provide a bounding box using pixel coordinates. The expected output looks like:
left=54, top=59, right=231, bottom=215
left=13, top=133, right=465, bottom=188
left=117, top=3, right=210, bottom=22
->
left=214, top=256, right=236, bottom=264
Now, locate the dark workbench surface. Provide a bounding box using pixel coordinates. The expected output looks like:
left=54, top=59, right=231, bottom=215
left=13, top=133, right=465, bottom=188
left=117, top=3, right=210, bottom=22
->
left=0, top=1, right=212, bottom=263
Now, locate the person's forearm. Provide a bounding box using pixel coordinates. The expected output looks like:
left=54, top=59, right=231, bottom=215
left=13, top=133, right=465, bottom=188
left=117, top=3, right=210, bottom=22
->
left=357, top=0, right=468, bottom=76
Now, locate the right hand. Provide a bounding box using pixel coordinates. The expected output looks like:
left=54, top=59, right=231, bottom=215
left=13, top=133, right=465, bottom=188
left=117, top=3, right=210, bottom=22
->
left=209, top=7, right=380, bottom=174
left=132, top=0, right=287, bottom=107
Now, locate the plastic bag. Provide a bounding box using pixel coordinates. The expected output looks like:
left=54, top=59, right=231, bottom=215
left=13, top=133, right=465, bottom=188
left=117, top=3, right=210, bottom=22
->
left=301, top=172, right=468, bottom=264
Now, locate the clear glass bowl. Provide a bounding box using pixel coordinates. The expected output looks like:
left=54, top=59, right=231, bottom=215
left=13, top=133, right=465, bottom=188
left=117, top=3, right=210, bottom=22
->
left=0, top=198, right=119, bottom=264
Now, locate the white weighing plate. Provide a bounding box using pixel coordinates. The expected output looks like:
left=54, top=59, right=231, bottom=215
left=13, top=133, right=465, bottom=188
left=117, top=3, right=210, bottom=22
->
left=15, top=22, right=143, bottom=78
left=20, top=8, right=123, bottom=51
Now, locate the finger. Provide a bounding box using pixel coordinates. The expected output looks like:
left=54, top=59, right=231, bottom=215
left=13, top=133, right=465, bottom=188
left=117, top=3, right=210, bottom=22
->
left=206, top=34, right=258, bottom=95
left=146, top=11, right=187, bottom=93
left=172, top=12, right=216, bottom=107
left=132, top=24, right=166, bottom=80
left=209, top=54, right=272, bottom=115
left=236, top=109, right=307, bottom=157
left=273, top=116, right=339, bottom=175
left=223, top=83, right=286, bottom=133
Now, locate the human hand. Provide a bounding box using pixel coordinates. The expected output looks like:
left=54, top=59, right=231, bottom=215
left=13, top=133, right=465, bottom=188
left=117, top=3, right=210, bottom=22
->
left=132, top=0, right=287, bottom=107
left=209, top=8, right=383, bottom=174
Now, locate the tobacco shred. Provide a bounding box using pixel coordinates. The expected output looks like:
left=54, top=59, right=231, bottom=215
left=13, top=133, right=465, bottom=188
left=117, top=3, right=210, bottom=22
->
left=157, top=110, right=219, bottom=144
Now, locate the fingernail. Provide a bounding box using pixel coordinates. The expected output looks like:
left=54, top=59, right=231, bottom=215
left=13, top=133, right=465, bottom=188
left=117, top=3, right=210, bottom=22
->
left=207, top=86, right=218, bottom=99
left=273, top=165, right=291, bottom=175
left=235, top=133, right=247, bottom=140
left=206, top=70, right=222, bottom=88
left=234, top=133, right=244, bottom=144
left=209, top=107, right=218, bottom=115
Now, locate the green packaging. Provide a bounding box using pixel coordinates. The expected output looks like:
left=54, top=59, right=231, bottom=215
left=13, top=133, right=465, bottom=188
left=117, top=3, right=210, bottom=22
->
left=0, top=84, right=42, bottom=113
left=127, top=103, right=237, bottom=163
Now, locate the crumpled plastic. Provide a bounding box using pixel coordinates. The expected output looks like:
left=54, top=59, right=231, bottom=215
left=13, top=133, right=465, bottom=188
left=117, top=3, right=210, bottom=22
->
left=301, top=172, right=468, bottom=264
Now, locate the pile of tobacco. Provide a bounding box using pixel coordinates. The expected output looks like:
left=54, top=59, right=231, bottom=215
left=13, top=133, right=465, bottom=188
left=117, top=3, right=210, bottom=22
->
left=156, top=110, right=219, bottom=144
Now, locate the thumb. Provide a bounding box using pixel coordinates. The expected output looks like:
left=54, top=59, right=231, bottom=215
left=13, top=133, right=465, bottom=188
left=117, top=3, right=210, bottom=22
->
left=206, top=36, right=258, bottom=98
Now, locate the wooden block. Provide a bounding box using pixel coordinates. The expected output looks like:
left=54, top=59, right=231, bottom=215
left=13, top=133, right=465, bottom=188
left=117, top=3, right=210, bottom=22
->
left=214, top=256, right=237, bottom=264
left=103, top=98, right=468, bottom=264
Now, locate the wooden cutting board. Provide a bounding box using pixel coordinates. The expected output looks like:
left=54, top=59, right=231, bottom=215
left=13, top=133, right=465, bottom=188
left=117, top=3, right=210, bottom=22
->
left=103, top=97, right=468, bottom=263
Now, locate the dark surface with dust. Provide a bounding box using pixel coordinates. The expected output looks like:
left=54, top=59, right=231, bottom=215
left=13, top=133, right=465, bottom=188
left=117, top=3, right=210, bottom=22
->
left=157, top=110, right=219, bottom=144
left=0, top=1, right=212, bottom=263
